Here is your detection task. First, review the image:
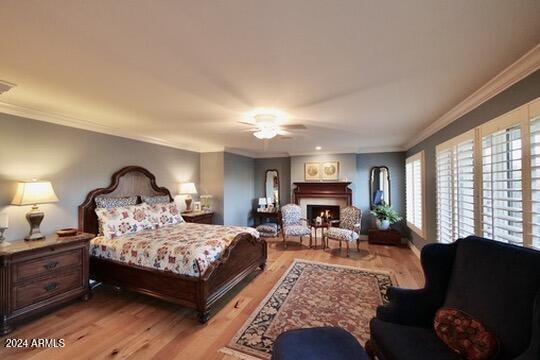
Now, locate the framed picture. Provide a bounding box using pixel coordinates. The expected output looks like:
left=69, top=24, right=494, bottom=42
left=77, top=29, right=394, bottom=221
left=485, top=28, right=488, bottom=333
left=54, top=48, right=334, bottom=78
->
left=304, top=162, right=321, bottom=181
left=193, top=201, right=201, bottom=212
left=321, top=161, right=339, bottom=180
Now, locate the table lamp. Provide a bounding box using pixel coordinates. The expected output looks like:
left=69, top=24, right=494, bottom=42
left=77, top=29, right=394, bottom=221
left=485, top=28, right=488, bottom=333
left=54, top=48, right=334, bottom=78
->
left=11, top=181, right=59, bottom=240
left=258, top=197, right=267, bottom=211
left=179, top=182, right=197, bottom=212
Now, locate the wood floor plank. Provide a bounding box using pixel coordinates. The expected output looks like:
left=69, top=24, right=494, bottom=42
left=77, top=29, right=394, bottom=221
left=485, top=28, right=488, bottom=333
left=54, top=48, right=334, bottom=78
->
left=0, top=238, right=423, bottom=360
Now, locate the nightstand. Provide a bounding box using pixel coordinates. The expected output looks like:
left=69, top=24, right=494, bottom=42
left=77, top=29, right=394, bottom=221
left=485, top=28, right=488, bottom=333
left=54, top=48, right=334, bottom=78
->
left=182, top=211, right=214, bottom=224
left=0, top=232, right=94, bottom=335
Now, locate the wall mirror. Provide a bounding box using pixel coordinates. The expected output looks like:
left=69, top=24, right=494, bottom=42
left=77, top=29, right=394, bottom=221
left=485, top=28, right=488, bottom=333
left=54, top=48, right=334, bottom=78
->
left=370, top=166, right=390, bottom=209
left=265, top=169, right=280, bottom=208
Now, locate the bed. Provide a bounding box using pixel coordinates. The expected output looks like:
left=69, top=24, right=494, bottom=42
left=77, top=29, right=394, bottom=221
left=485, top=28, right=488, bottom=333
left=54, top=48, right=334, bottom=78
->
left=78, top=166, right=267, bottom=323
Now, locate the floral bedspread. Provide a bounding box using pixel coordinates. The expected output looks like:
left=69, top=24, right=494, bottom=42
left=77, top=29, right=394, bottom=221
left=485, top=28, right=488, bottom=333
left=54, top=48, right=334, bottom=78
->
left=90, top=222, right=259, bottom=277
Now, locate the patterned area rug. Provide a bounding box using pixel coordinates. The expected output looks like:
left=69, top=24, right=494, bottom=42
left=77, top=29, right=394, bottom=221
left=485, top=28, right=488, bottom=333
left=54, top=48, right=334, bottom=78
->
left=221, top=259, right=396, bottom=359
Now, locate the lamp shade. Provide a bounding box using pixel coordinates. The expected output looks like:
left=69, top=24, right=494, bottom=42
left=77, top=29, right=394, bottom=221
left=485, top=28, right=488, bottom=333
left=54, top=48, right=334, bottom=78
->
left=179, top=182, right=197, bottom=195
left=11, top=181, right=59, bottom=206
left=258, top=197, right=267, bottom=206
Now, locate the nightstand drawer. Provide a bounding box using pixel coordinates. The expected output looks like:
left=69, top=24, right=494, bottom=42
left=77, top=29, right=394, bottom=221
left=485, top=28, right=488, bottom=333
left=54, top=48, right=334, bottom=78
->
left=13, top=249, right=82, bottom=282
left=13, top=270, right=83, bottom=310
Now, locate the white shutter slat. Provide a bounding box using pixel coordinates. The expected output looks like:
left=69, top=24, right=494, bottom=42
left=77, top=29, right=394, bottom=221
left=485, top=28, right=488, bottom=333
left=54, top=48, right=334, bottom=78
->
left=531, top=115, right=540, bottom=249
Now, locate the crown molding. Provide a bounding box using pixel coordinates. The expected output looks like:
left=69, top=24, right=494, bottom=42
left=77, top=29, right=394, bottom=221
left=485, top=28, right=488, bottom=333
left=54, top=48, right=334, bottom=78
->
left=404, top=43, right=540, bottom=150
left=0, top=101, right=204, bottom=153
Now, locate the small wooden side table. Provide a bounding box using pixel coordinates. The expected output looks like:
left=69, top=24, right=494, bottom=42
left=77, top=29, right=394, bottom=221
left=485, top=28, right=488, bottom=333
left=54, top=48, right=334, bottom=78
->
left=182, top=211, right=214, bottom=224
left=311, top=222, right=328, bottom=249
left=253, top=210, right=281, bottom=228
left=368, top=229, right=403, bottom=246
left=0, top=232, right=94, bottom=335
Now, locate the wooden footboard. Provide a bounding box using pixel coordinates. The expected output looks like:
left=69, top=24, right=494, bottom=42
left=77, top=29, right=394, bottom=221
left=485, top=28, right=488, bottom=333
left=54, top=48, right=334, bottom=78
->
left=90, top=233, right=267, bottom=323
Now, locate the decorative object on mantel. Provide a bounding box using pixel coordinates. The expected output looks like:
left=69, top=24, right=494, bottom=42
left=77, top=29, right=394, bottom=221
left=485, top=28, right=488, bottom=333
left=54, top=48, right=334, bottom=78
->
left=221, top=259, right=395, bottom=359
left=370, top=203, right=402, bottom=230
left=179, top=182, right=197, bottom=212
left=0, top=213, right=8, bottom=244
left=11, top=180, right=59, bottom=241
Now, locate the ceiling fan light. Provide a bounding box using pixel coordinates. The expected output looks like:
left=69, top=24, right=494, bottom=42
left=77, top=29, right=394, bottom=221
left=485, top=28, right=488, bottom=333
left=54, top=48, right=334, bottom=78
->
left=253, top=128, right=278, bottom=139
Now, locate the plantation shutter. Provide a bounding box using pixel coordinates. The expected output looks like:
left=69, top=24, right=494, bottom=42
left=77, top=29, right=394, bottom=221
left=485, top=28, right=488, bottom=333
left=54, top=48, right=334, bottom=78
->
left=455, top=139, right=475, bottom=238
left=436, top=149, right=453, bottom=243
left=531, top=106, right=540, bottom=248
left=482, top=125, right=523, bottom=245
left=406, top=152, right=424, bottom=236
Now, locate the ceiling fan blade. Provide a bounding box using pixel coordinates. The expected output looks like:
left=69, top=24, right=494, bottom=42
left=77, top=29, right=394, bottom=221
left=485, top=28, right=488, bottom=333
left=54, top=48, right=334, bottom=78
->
left=276, top=134, right=293, bottom=140
left=281, top=124, right=307, bottom=130
left=238, top=121, right=255, bottom=126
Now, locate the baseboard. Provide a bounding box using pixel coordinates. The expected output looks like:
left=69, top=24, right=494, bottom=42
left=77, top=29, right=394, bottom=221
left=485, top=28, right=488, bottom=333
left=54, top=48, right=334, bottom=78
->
left=408, top=241, right=421, bottom=259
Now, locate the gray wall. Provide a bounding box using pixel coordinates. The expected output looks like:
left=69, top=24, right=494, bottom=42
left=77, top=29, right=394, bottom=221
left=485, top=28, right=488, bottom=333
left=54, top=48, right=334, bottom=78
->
left=0, top=113, right=200, bottom=241
left=200, top=152, right=225, bottom=225
left=224, top=152, right=255, bottom=226
left=356, top=152, right=406, bottom=235
left=254, top=157, right=291, bottom=205
left=407, top=69, right=540, bottom=249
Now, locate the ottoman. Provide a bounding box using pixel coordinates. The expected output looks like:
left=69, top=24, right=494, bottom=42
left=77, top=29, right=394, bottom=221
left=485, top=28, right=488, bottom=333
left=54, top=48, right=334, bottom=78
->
left=272, top=327, right=369, bottom=360
left=256, top=223, right=279, bottom=237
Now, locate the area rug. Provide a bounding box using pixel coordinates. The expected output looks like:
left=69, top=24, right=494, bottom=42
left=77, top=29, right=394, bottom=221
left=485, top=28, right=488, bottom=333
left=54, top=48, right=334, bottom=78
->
left=220, top=259, right=396, bottom=359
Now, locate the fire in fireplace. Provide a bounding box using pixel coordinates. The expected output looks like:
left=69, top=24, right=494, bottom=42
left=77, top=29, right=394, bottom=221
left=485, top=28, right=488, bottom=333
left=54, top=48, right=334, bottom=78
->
left=306, top=205, right=340, bottom=223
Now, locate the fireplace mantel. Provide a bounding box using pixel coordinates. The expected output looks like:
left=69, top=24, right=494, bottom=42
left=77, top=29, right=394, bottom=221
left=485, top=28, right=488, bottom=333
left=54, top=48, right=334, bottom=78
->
left=293, top=182, right=352, bottom=206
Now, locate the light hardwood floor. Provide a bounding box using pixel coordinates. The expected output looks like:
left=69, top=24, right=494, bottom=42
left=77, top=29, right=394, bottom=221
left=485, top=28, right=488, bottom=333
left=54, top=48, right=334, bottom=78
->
left=1, top=237, right=423, bottom=360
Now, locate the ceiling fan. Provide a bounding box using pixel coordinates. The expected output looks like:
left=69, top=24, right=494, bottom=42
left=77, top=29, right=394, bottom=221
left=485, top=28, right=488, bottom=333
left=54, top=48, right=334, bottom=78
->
left=239, top=114, right=307, bottom=140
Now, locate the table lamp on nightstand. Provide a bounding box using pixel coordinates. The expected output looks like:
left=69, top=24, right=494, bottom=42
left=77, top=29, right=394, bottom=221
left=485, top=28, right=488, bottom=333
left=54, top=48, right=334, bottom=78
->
left=180, top=182, right=197, bottom=212
left=11, top=181, right=59, bottom=241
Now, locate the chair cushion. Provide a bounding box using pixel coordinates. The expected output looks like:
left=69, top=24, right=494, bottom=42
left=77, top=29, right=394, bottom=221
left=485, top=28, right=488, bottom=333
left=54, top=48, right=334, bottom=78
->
left=256, top=223, right=278, bottom=237
left=272, top=327, right=368, bottom=360
left=370, top=318, right=462, bottom=360
left=283, top=225, right=311, bottom=236
left=443, top=236, right=540, bottom=359
left=434, top=307, right=499, bottom=360
left=326, top=227, right=359, bottom=242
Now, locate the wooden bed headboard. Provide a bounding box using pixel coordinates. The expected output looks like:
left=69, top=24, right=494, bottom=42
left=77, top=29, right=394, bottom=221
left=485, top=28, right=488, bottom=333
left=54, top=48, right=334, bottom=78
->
left=78, top=166, right=173, bottom=235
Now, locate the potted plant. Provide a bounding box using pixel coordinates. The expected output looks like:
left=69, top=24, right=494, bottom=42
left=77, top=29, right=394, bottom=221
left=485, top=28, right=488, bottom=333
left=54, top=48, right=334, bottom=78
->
left=370, top=203, right=402, bottom=230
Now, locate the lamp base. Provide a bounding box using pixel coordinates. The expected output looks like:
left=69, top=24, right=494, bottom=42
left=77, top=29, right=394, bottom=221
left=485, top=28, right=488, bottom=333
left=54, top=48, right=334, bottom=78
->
left=25, top=206, right=45, bottom=241
left=184, top=196, right=193, bottom=213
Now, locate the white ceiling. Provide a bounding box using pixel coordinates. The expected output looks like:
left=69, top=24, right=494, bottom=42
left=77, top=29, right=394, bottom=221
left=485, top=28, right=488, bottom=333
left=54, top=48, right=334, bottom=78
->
left=1, top=1, right=539, bottom=157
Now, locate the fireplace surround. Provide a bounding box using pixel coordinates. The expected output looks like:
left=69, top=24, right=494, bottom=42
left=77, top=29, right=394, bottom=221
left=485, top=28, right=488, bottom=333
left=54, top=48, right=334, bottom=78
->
left=293, top=182, right=352, bottom=218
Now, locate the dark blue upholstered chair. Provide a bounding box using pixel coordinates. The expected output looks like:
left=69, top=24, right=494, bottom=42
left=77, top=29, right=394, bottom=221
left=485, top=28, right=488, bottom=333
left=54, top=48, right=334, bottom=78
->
left=272, top=327, right=369, bottom=360
left=368, top=236, right=540, bottom=360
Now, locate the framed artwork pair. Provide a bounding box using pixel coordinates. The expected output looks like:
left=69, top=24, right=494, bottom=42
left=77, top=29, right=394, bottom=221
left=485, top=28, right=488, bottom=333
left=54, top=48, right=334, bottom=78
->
left=304, top=161, right=339, bottom=181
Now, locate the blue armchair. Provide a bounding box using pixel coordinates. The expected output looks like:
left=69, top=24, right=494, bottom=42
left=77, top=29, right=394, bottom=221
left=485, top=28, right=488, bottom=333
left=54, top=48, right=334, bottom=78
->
left=367, top=236, right=540, bottom=360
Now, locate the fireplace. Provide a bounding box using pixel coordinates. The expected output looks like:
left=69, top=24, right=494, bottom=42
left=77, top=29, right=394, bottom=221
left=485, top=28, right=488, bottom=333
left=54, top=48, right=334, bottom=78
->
left=293, top=182, right=352, bottom=219
left=307, top=205, right=340, bottom=223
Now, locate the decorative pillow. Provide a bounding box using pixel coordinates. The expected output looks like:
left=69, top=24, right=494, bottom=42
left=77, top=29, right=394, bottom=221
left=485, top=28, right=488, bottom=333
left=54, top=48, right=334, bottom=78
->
left=95, top=196, right=138, bottom=208
left=434, top=307, right=498, bottom=360
left=142, top=195, right=171, bottom=205
left=95, top=203, right=153, bottom=239
left=146, top=202, right=183, bottom=228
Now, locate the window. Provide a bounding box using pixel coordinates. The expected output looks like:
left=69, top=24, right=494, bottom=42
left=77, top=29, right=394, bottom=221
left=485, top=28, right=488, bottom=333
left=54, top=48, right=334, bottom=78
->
left=406, top=151, right=424, bottom=237
left=434, top=98, right=540, bottom=250
left=436, top=131, right=475, bottom=243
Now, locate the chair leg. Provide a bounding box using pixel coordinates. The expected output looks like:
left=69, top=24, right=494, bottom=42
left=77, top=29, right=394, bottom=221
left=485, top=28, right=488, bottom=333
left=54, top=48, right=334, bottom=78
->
left=357, top=239, right=360, bottom=251
left=282, top=231, right=287, bottom=249
left=300, top=235, right=303, bottom=245
left=339, top=240, right=342, bottom=249
left=346, top=242, right=350, bottom=257
left=365, top=340, right=375, bottom=359
left=309, top=233, right=313, bottom=248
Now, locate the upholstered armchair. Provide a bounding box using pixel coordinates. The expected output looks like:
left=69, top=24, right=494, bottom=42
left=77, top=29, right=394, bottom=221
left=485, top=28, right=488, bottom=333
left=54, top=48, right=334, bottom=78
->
left=324, top=206, right=361, bottom=257
left=281, top=204, right=312, bottom=248
left=367, top=236, right=540, bottom=360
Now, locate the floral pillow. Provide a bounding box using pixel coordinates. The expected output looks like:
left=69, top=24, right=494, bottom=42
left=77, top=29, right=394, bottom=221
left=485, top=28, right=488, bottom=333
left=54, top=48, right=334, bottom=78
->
left=95, top=203, right=154, bottom=239
left=146, top=202, right=183, bottom=228
left=434, top=307, right=498, bottom=360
